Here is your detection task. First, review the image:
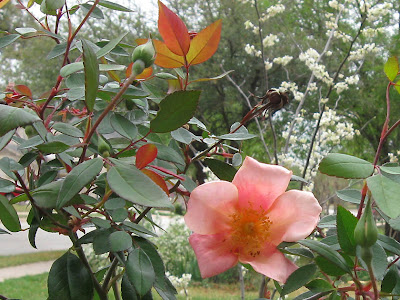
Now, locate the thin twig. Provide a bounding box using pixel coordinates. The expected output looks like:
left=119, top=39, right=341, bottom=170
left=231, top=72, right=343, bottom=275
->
left=222, top=65, right=272, bottom=161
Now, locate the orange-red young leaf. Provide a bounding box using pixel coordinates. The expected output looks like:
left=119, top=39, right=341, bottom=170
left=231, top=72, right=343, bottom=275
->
left=141, top=169, right=169, bottom=195
left=158, top=0, right=190, bottom=57
left=137, top=38, right=185, bottom=68
left=186, top=19, right=222, bottom=66
left=14, top=85, right=32, bottom=98
left=136, top=144, right=158, bottom=169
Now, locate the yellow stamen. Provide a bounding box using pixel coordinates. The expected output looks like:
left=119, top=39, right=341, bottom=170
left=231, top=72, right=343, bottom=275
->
left=228, top=205, right=272, bottom=257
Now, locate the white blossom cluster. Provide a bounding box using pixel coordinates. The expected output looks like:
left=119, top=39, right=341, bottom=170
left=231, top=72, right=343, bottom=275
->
left=299, top=49, right=334, bottom=85
left=244, top=44, right=262, bottom=57
left=264, top=60, right=273, bottom=70
left=262, top=33, right=279, bottom=47
left=334, top=82, right=349, bottom=94
left=388, top=151, right=400, bottom=163
left=362, top=27, right=384, bottom=38
left=348, top=43, right=383, bottom=61
left=366, top=2, right=393, bottom=22
left=278, top=81, right=304, bottom=101
left=328, top=0, right=344, bottom=10
left=280, top=107, right=357, bottom=191
left=166, top=272, right=192, bottom=297
left=260, top=4, right=286, bottom=21
left=273, top=55, right=293, bottom=66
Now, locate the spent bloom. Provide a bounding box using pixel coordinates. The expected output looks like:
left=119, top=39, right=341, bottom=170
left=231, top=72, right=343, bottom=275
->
left=184, top=157, right=321, bottom=282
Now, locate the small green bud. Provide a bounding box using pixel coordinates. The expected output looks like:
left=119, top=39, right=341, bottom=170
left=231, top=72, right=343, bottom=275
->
left=97, top=135, right=111, bottom=157
left=25, top=125, right=37, bottom=138
left=131, top=40, right=156, bottom=68
left=354, top=198, right=378, bottom=248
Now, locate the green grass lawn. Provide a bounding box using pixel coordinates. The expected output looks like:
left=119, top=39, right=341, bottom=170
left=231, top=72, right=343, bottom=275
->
left=0, top=250, right=66, bottom=268
left=0, top=273, right=261, bottom=300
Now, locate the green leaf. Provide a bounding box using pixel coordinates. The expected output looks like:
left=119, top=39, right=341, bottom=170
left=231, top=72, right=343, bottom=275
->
left=109, top=231, right=132, bottom=252
left=0, top=34, right=20, bottom=49
left=48, top=252, right=93, bottom=300
left=52, top=123, right=84, bottom=138
left=81, top=3, right=104, bottom=19
left=47, top=42, right=68, bottom=59
left=93, top=228, right=113, bottom=254
left=150, top=90, right=201, bottom=133
left=0, top=157, right=24, bottom=180
left=134, top=237, right=165, bottom=287
left=107, top=165, right=173, bottom=209
left=57, top=158, right=103, bottom=208
left=299, top=239, right=351, bottom=273
left=318, top=153, right=374, bottom=179
left=0, top=105, right=40, bottom=137
left=126, top=248, right=155, bottom=297
left=0, top=194, right=21, bottom=232
left=110, top=113, right=138, bottom=140
left=367, top=174, right=400, bottom=218
left=96, top=32, right=128, bottom=58
left=315, top=256, right=346, bottom=277
left=82, top=39, right=99, bottom=112
left=282, top=247, right=314, bottom=259
left=121, top=274, right=139, bottom=300
left=31, top=180, right=62, bottom=208
left=306, top=279, right=334, bottom=293
left=384, top=56, right=399, bottom=81
left=380, top=165, right=400, bottom=174
left=318, top=215, right=336, bottom=228
left=0, top=178, right=15, bottom=193
left=217, top=132, right=257, bottom=141
left=0, top=129, right=15, bottom=151
left=282, top=264, right=317, bottom=296
left=336, top=189, right=361, bottom=204
left=171, top=127, right=200, bottom=144
left=381, top=266, right=398, bottom=293
left=336, top=206, right=358, bottom=255
left=15, top=27, right=37, bottom=35
left=37, top=141, right=70, bottom=154
left=98, top=0, right=132, bottom=12
left=91, top=217, right=111, bottom=229
left=204, top=158, right=237, bottom=181
left=377, top=234, right=400, bottom=256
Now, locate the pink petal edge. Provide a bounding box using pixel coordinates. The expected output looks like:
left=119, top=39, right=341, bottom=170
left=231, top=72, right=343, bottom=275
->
left=184, top=181, right=239, bottom=235
left=232, top=157, right=292, bottom=211
left=241, top=246, right=297, bottom=283
left=268, top=190, right=322, bottom=243
left=189, top=233, right=238, bottom=278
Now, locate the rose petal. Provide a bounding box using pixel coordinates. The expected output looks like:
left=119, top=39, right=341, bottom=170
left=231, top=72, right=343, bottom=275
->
left=268, top=190, right=322, bottom=243
left=240, top=244, right=297, bottom=283
left=232, top=157, right=292, bottom=211
left=184, top=181, right=239, bottom=235
left=189, top=233, right=238, bottom=278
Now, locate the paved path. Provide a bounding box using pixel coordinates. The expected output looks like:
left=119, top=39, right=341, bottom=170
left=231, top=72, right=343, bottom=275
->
left=0, top=260, right=54, bottom=282
left=1, top=221, right=72, bottom=256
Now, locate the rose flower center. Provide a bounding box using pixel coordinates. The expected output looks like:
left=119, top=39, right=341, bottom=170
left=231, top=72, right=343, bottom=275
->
left=228, top=206, right=272, bottom=258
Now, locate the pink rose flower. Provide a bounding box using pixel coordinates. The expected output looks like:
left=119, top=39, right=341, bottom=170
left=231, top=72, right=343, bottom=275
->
left=184, top=156, right=322, bottom=283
